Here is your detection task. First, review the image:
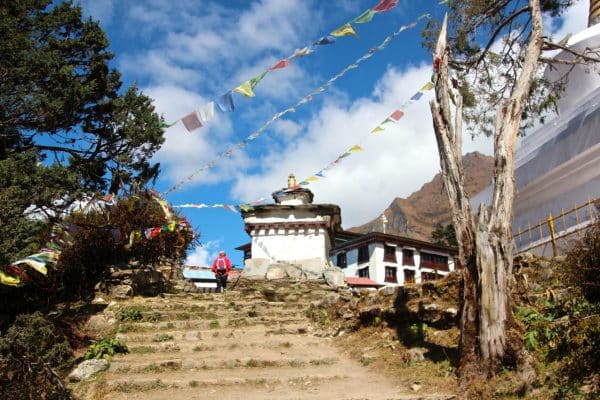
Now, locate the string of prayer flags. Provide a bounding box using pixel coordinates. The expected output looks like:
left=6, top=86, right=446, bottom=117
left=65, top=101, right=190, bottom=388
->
left=162, top=0, right=403, bottom=133
left=390, top=109, right=404, bottom=121
left=410, top=91, right=424, bottom=101
left=164, top=16, right=428, bottom=195
left=199, top=102, right=215, bottom=124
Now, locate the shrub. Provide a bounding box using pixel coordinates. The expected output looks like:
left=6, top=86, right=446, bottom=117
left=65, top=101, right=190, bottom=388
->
left=0, top=312, right=74, bottom=399
left=83, top=338, right=128, bottom=360
left=562, top=219, right=600, bottom=303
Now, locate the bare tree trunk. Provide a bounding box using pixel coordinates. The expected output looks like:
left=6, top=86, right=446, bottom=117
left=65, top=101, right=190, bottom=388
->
left=429, top=0, right=543, bottom=387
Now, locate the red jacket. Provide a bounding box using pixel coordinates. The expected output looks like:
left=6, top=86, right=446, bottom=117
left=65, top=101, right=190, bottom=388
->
left=211, top=256, right=232, bottom=275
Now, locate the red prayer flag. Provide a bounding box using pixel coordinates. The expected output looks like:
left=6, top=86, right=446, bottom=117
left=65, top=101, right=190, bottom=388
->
left=390, top=110, right=404, bottom=121
left=182, top=111, right=202, bottom=132
left=372, top=0, right=398, bottom=12
left=270, top=59, right=290, bottom=70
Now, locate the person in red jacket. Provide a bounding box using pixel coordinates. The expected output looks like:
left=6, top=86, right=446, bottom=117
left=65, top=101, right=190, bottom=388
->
left=211, top=250, right=232, bottom=293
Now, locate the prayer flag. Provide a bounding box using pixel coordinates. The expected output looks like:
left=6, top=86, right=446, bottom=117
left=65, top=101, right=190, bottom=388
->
left=382, top=117, right=394, bottom=124
left=160, top=120, right=178, bottom=129
left=293, top=46, right=313, bottom=57
left=410, top=91, right=424, bottom=101
left=182, top=111, right=202, bottom=132
left=349, top=145, right=364, bottom=152
left=371, top=125, right=385, bottom=133
left=234, top=81, right=255, bottom=97
left=314, top=35, right=336, bottom=45
left=353, top=9, right=376, bottom=23
left=339, top=152, right=351, bottom=158
left=390, top=110, right=404, bottom=121
left=307, top=176, right=319, bottom=181
left=0, top=269, right=21, bottom=287
left=199, top=102, right=215, bottom=124
left=420, top=81, right=434, bottom=91
left=216, top=92, right=235, bottom=112
left=372, top=0, right=398, bottom=12
left=247, top=132, right=260, bottom=140
left=270, top=59, right=289, bottom=70
left=315, top=171, right=325, bottom=177
left=240, top=204, right=254, bottom=212
left=331, top=23, right=357, bottom=37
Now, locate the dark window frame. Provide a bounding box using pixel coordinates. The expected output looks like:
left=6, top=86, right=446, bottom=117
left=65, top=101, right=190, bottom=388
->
left=336, top=252, right=347, bottom=269
left=403, top=269, right=415, bottom=284
left=358, top=266, right=370, bottom=278
left=384, top=266, right=397, bottom=283
left=419, top=252, right=449, bottom=271
left=383, top=245, right=397, bottom=262
left=402, top=249, right=415, bottom=266
left=357, top=245, right=369, bottom=263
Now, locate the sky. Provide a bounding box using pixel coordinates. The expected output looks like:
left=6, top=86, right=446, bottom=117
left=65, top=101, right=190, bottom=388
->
left=77, top=0, right=590, bottom=268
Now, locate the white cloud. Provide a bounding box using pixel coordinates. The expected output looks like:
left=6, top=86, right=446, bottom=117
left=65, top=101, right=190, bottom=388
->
left=185, top=240, right=220, bottom=266
left=548, top=0, right=590, bottom=41
left=231, top=64, right=493, bottom=228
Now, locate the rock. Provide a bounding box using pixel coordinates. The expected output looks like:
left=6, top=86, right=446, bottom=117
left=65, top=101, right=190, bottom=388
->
left=348, top=298, right=360, bottom=311
left=424, top=303, right=439, bottom=311
left=411, top=383, right=422, bottom=392
left=242, top=258, right=271, bottom=278
left=182, top=359, right=196, bottom=369
left=110, top=284, right=133, bottom=299
left=132, top=269, right=165, bottom=296
left=323, top=267, right=346, bottom=287
left=284, top=264, right=304, bottom=280
left=380, top=286, right=396, bottom=296
left=182, top=280, right=199, bottom=293
left=91, top=296, right=107, bottom=304
left=110, top=269, right=133, bottom=280
left=342, top=312, right=355, bottom=320
left=265, top=265, right=287, bottom=280
left=406, top=348, right=426, bottom=362
left=262, top=286, right=277, bottom=301
left=84, top=314, right=116, bottom=338
left=320, top=292, right=341, bottom=307
left=444, top=307, right=458, bottom=318
left=360, top=352, right=377, bottom=365
left=68, top=359, right=109, bottom=382
left=185, top=331, right=200, bottom=341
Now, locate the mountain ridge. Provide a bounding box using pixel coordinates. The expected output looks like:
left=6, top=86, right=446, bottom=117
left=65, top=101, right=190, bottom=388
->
left=350, top=151, right=494, bottom=241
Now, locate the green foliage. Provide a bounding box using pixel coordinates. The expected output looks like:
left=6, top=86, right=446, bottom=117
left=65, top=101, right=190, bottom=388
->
left=421, top=0, right=577, bottom=137
left=562, top=219, right=600, bottom=303
left=83, top=337, right=128, bottom=360
left=0, top=312, right=74, bottom=399
left=117, top=306, right=144, bottom=322
left=152, top=333, right=173, bottom=342
left=431, top=223, right=458, bottom=247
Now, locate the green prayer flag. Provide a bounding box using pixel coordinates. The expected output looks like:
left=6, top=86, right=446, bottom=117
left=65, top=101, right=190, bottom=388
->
left=353, top=9, right=376, bottom=23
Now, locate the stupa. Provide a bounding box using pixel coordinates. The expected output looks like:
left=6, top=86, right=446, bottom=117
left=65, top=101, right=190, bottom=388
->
left=240, top=174, right=341, bottom=278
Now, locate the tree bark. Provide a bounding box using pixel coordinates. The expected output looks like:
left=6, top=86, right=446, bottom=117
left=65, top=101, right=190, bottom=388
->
left=429, top=0, right=543, bottom=387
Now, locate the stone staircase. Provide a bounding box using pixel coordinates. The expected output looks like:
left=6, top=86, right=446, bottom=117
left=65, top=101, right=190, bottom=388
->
left=73, top=282, right=455, bottom=400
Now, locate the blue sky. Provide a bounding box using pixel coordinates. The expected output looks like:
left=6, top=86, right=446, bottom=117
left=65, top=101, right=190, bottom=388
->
left=77, top=0, right=589, bottom=268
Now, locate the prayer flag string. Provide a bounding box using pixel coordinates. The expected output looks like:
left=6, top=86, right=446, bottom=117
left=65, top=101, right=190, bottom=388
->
left=163, top=0, right=401, bottom=133
left=164, top=16, right=427, bottom=196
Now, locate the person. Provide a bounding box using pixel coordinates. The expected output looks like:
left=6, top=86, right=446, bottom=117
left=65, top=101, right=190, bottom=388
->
left=211, top=250, right=232, bottom=293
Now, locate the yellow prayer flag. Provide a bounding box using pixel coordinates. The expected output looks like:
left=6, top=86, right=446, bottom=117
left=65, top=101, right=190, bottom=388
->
left=234, top=81, right=255, bottom=97
left=307, top=176, right=319, bottom=181
left=371, top=126, right=385, bottom=134
left=420, top=81, right=434, bottom=91
left=331, top=23, right=358, bottom=37
left=0, top=270, right=21, bottom=287
left=349, top=145, right=364, bottom=152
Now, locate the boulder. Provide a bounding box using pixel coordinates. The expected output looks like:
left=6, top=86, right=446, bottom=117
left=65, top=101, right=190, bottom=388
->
left=323, top=267, right=346, bottom=288
left=132, top=269, right=165, bottom=296
left=380, top=286, right=397, bottom=296
left=182, top=280, right=199, bottom=293
left=406, top=347, right=426, bottom=362
left=242, top=258, right=271, bottom=278
left=266, top=265, right=287, bottom=280
left=110, top=284, right=133, bottom=299
left=298, top=258, right=327, bottom=280
left=83, top=314, right=116, bottom=338
left=68, top=359, right=109, bottom=382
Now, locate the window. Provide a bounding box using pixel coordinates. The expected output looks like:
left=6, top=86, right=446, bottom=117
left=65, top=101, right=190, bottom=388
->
left=421, top=272, right=438, bottom=282
left=384, top=245, right=396, bottom=262
left=420, top=252, right=449, bottom=271
left=336, top=252, right=347, bottom=269
left=358, top=245, right=369, bottom=263
left=384, top=266, right=397, bottom=283
left=404, top=269, right=415, bottom=284
left=402, top=249, right=414, bottom=266
left=358, top=267, right=370, bottom=278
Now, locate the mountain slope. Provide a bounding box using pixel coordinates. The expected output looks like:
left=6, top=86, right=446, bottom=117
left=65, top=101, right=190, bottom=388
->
left=351, top=152, right=494, bottom=241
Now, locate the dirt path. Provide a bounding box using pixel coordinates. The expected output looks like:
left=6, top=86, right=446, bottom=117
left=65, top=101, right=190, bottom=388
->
left=73, top=285, right=455, bottom=400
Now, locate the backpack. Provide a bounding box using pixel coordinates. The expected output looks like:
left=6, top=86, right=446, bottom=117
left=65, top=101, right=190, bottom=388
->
left=216, top=257, right=227, bottom=272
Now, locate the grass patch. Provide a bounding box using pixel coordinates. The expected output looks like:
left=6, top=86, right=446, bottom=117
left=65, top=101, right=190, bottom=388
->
left=152, top=333, right=173, bottom=342
left=188, top=380, right=199, bottom=387
left=111, top=379, right=167, bottom=393
left=209, top=320, right=220, bottom=329
left=309, top=357, right=338, bottom=366
left=130, top=346, right=156, bottom=354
